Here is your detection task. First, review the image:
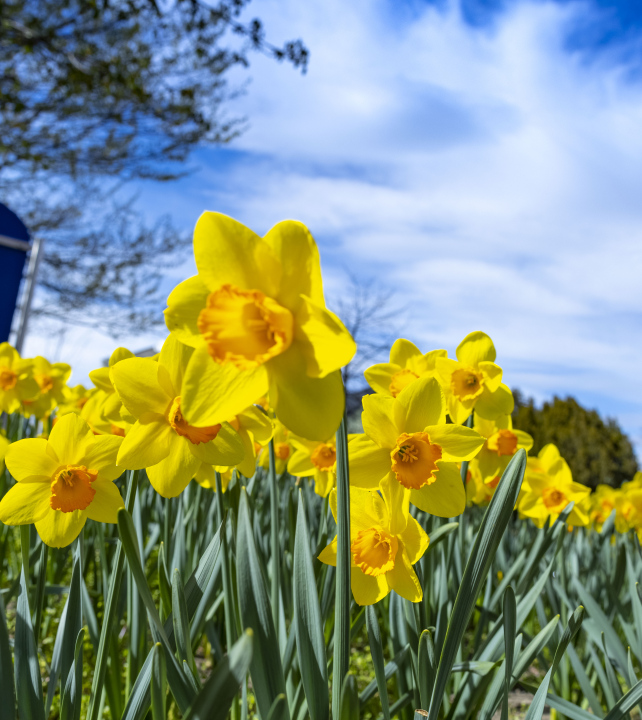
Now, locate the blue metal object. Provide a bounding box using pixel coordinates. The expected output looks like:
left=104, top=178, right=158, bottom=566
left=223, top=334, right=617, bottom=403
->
left=0, top=203, right=30, bottom=343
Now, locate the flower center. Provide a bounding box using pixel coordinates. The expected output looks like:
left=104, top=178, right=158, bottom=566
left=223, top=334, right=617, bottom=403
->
left=351, top=527, right=398, bottom=577
left=275, top=442, right=291, bottom=460
left=451, top=367, right=484, bottom=401
left=168, top=396, right=221, bottom=444
left=197, top=284, right=294, bottom=370
left=311, top=442, right=336, bottom=471
left=542, top=486, right=567, bottom=510
left=50, top=465, right=97, bottom=513
left=390, top=431, right=443, bottom=490
left=0, top=366, right=17, bottom=391
left=389, top=369, right=419, bottom=397
left=487, top=429, right=518, bottom=456
left=35, top=373, right=54, bottom=393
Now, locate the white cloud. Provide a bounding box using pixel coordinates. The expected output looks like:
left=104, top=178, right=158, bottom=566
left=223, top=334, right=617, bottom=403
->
left=23, top=0, right=642, bottom=453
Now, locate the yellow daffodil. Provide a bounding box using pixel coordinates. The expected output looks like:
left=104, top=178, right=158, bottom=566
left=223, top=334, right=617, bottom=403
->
left=0, top=343, right=39, bottom=414
left=349, top=377, right=484, bottom=516
left=435, top=331, right=513, bottom=424
left=89, top=348, right=137, bottom=434
left=319, top=475, right=429, bottom=605
left=258, top=419, right=292, bottom=475
left=0, top=432, right=9, bottom=473
left=112, top=335, right=244, bottom=498
left=195, top=466, right=232, bottom=492
left=518, top=444, right=590, bottom=528
left=364, top=339, right=447, bottom=398
left=164, top=213, right=356, bottom=441
left=0, top=414, right=125, bottom=547
left=21, top=356, right=71, bottom=419
left=473, top=414, right=533, bottom=484
left=57, top=384, right=96, bottom=417
left=465, top=464, right=497, bottom=506
left=288, top=434, right=337, bottom=497
left=622, top=471, right=642, bottom=493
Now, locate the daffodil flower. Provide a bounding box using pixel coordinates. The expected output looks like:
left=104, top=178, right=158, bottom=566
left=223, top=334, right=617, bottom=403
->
left=349, top=377, right=484, bottom=516
left=112, top=335, right=244, bottom=498
left=364, top=339, right=447, bottom=398
left=465, top=464, right=496, bottom=507
left=258, top=419, right=293, bottom=475
left=288, top=434, right=337, bottom=497
left=164, top=213, right=356, bottom=441
left=89, top=347, right=137, bottom=434
left=0, top=414, right=125, bottom=547
left=435, top=331, right=513, bottom=425
left=518, top=444, right=590, bottom=528
left=319, top=475, right=429, bottom=605
left=58, top=384, right=95, bottom=417
left=0, top=343, right=39, bottom=414
left=472, top=414, right=533, bottom=484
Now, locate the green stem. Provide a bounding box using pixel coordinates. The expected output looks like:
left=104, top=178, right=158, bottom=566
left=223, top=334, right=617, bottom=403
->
left=33, top=541, right=48, bottom=641
left=86, top=469, right=139, bottom=720
left=332, top=412, right=351, bottom=718
left=20, top=525, right=30, bottom=577
left=268, top=439, right=280, bottom=635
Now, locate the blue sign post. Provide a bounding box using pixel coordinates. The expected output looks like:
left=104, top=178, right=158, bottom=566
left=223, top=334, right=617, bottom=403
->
left=0, top=203, right=31, bottom=345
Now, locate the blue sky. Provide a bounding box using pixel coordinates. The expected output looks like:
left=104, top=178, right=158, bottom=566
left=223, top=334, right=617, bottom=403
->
left=26, top=0, right=642, bottom=453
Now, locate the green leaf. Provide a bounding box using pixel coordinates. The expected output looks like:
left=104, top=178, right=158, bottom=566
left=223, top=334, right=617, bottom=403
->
left=366, top=605, right=391, bottom=719
left=236, top=489, right=289, bottom=720
left=61, top=557, right=83, bottom=708
left=0, top=592, right=16, bottom=720
left=340, top=676, right=359, bottom=720
left=359, top=645, right=411, bottom=705
left=151, top=644, right=167, bottom=720
left=173, top=568, right=196, bottom=673
left=60, top=628, right=84, bottom=720
left=267, top=694, right=289, bottom=720
left=333, top=414, right=352, bottom=720
left=565, top=643, right=604, bottom=718
left=158, top=542, right=172, bottom=621
left=293, top=491, right=329, bottom=720
left=427, top=522, right=459, bottom=552
left=418, top=629, right=436, bottom=710
left=501, top=587, right=516, bottom=720
left=15, top=568, right=45, bottom=720
left=426, top=448, right=526, bottom=720
left=185, top=630, right=253, bottom=720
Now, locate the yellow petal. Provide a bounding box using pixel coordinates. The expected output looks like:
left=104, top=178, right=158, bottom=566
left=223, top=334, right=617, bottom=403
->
left=181, top=345, right=268, bottom=426
left=117, top=415, right=173, bottom=470
left=49, top=414, right=95, bottom=465
left=390, top=339, right=423, bottom=367
left=410, top=461, right=466, bottom=517
left=435, top=356, right=460, bottom=386
left=361, top=394, right=398, bottom=449
left=237, top=431, right=259, bottom=479
left=159, top=334, right=194, bottom=398
left=425, top=424, right=485, bottom=461
left=36, top=509, right=86, bottom=548
left=89, top=366, right=113, bottom=393
left=394, top=377, right=445, bottom=433
left=81, top=435, right=124, bottom=482
left=238, top=406, right=273, bottom=444
left=318, top=536, right=337, bottom=566
left=447, top=394, right=473, bottom=425
left=0, top=482, right=50, bottom=524
left=313, top=469, right=335, bottom=497
left=264, top=220, right=325, bottom=309
left=288, top=449, right=315, bottom=477
left=479, top=361, right=502, bottom=393
left=147, top=435, right=200, bottom=498
left=348, top=435, right=390, bottom=489
left=187, top=422, right=245, bottom=466
left=456, top=331, right=496, bottom=366
left=364, top=363, right=398, bottom=396
left=350, top=567, right=389, bottom=606
left=109, top=347, right=135, bottom=366
left=111, top=358, right=170, bottom=419
left=475, top=384, right=514, bottom=420
left=350, top=486, right=388, bottom=537
left=5, top=438, right=58, bottom=481
left=193, top=212, right=278, bottom=295
left=164, top=275, right=210, bottom=349
left=85, top=480, right=125, bottom=523
left=380, top=473, right=409, bottom=535
left=514, top=430, right=534, bottom=452
left=400, top=516, right=429, bottom=565
left=269, top=350, right=344, bottom=442
left=294, top=298, right=356, bottom=378
left=387, top=550, right=422, bottom=602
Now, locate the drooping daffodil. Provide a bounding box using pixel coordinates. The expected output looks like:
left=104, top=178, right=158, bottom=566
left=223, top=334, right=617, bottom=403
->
left=472, top=414, right=533, bottom=485
left=319, top=475, right=429, bottom=605
left=435, top=331, right=513, bottom=425
left=89, top=347, right=137, bottom=435
left=112, top=334, right=244, bottom=498
left=349, top=377, right=484, bottom=516
left=164, top=213, right=356, bottom=441
left=0, top=414, right=125, bottom=547
left=0, top=343, right=39, bottom=413
left=364, top=338, right=446, bottom=398
left=518, top=444, right=589, bottom=528
left=258, top=419, right=292, bottom=475
left=288, top=434, right=337, bottom=497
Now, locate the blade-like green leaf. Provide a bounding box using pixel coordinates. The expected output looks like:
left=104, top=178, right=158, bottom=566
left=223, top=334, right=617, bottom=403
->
left=151, top=643, right=167, bottom=720
left=0, top=593, right=16, bottom=720
left=501, top=587, right=516, bottom=720
left=173, top=568, right=196, bottom=673
left=426, top=448, right=526, bottom=720
left=60, top=628, right=84, bottom=720
left=15, top=568, right=45, bottom=720
left=293, top=491, right=329, bottom=720
left=185, top=630, right=253, bottom=720
left=340, top=676, right=359, bottom=720
left=236, top=489, right=289, bottom=720
left=366, top=605, right=391, bottom=719
left=61, top=557, right=83, bottom=707
left=418, top=629, right=436, bottom=710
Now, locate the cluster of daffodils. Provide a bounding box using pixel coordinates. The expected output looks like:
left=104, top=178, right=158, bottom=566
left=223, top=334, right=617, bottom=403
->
left=0, top=211, right=640, bottom=607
